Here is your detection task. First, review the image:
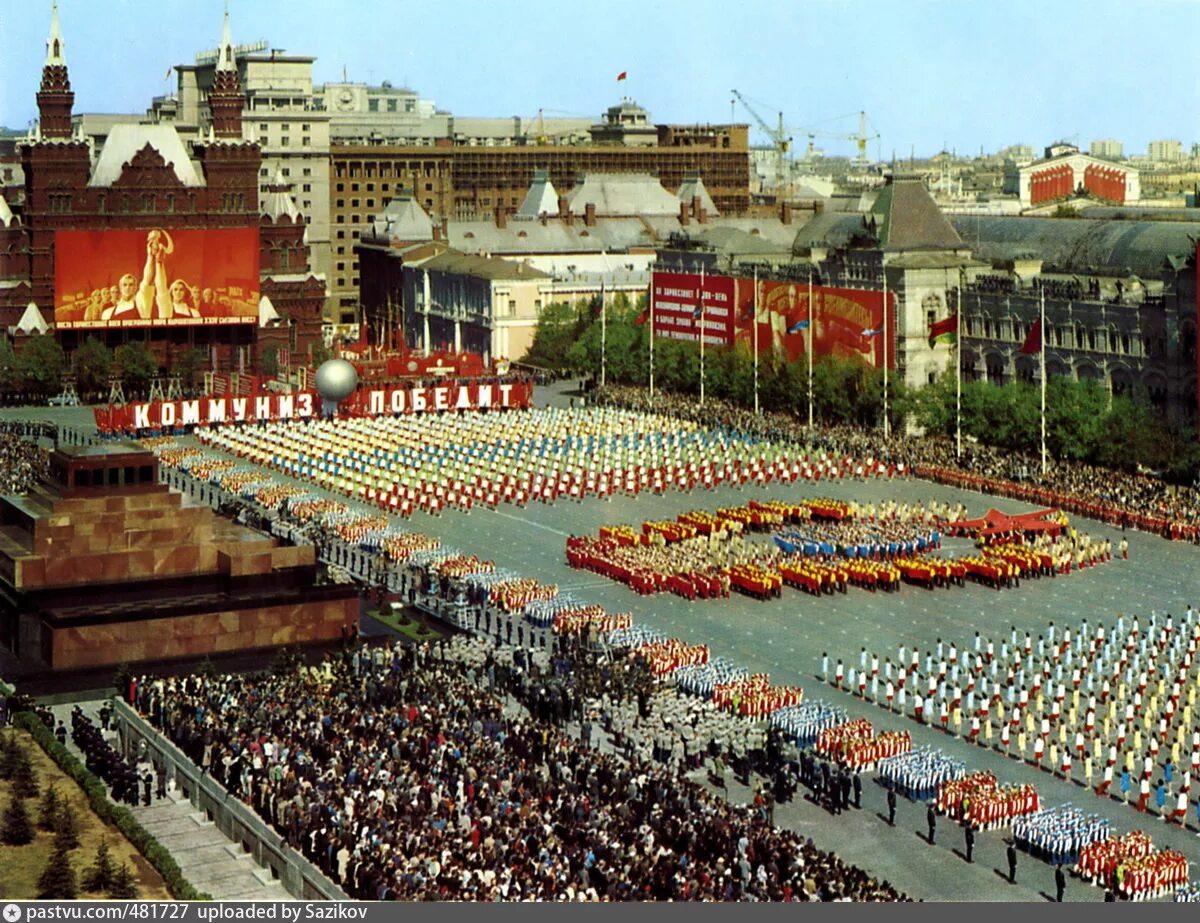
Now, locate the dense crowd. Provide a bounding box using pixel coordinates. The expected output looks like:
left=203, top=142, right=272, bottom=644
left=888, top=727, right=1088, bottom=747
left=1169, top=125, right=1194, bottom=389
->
left=593, top=385, right=1200, bottom=539
left=0, top=428, right=49, bottom=495
left=128, top=638, right=906, bottom=902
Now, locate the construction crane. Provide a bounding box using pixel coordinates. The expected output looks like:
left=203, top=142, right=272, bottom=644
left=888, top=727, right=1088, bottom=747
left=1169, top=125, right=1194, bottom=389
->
left=731, top=89, right=791, bottom=195
left=803, top=111, right=879, bottom=166
left=523, top=108, right=589, bottom=145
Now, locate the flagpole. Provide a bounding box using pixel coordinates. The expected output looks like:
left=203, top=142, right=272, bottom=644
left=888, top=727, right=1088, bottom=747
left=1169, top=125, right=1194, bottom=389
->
left=600, top=280, right=607, bottom=388
left=753, top=268, right=760, bottom=416
left=699, top=264, right=706, bottom=407
left=956, top=280, right=963, bottom=460
left=807, top=267, right=814, bottom=431
left=882, top=267, right=889, bottom=440
left=1040, top=285, right=1047, bottom=475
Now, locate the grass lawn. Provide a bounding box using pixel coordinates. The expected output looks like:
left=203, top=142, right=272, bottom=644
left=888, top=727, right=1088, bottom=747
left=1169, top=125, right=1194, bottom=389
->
left=367, top=607, right=449, bottom=643
left=0, top=728, right=171, bottom=901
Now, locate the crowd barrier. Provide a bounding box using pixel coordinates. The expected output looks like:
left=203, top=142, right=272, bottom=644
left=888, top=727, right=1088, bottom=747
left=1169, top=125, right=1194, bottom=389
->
left=109, top=700, right=348, bottom=901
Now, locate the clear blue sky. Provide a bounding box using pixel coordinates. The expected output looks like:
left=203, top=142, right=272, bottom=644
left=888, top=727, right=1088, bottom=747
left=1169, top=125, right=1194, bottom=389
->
left=1, top=0, right=1196, bottom=158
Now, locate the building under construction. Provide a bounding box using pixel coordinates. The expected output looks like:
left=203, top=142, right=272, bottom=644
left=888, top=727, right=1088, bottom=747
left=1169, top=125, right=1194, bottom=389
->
left=329, top=106, right=751, bottom=316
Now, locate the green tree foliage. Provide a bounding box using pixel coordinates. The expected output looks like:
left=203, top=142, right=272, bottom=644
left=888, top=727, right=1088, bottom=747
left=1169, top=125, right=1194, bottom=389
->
left=108, top=862, right=140, bottom=899
left=0, top=337, right=16, bottom=390
left=114, top=341, right=159, bottom=393
left=53, top=796, right=80, bottom=851
left=73, top=336, right=113, bottom=396
left=0, top=731, right=18, bottom=779
left=1, top=792, right=35, bottom=845
left=260, top=345, right=280, bottom=378
left=38, top=783, right=61, bottom=831
left=37, top=845, right=78, bottom=900
left=170, top=348, right=208, bottom=391
left=14, top=333, right=66, bottom=395
left=524, top=301, right=589, bottom=373
left=310, top=343, right=333, bottom=367
left=82, top=839, right=116, bottom=893
left=9, top=743, right=40, bottom=799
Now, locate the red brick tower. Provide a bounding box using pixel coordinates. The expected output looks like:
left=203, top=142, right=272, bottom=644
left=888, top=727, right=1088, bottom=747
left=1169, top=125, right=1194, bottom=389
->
left=35, top=1, right=73, bottom=140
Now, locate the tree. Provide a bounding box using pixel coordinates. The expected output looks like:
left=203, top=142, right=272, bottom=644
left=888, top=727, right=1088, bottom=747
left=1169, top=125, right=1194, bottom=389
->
left=37, top=845, right=78, bottom=900
left=73, top=336, right=113, bottom=396
left=14, top=333, right=66, bottom=395
left=0, top=731, right=17, bottom=779
left=310, top=343, right=332, bottom=367
left=260, top=345, right=280, bottom=378
left=170, top=348, right=207, bottom=392
left=1, top=792, right=35, bottom=845
left=114, top=341, right=159, bottom=394
left=0, top=337, right=15, bottom=391
left=107, top=862, right=139, bottom=899
left=53, top=797, right=80, bottom=851
left=9, top=744, right=39, bottom=799
left=82, top=839, right=116, bottom=893
left=524, top=301, right=587, bottom=373
left=38, top=783, right=61, bottom=831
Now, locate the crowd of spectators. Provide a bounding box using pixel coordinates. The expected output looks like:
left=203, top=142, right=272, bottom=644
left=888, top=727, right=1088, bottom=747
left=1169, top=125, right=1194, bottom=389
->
left=128, top=638, right=906, bottom=902
left=592, top=385, right=1200, bottom=540
left=0, top=426, right=49, bottom=495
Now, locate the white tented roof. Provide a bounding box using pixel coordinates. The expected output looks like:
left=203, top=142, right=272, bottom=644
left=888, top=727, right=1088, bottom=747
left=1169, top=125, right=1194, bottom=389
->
left=516, top=169, right=561, bottom=219
left=565, top=173, right=680, bottom=217
left=258, top=295, right=281, bottom=327
left=12, top=302, right=49, bottom=336
left=371, top=195, right=433, bottom=241
left=675, top=174, right=720, bottom=217
left=262, top=167, right=302, bottom=221
left=89, top=124, right=203, bottom=188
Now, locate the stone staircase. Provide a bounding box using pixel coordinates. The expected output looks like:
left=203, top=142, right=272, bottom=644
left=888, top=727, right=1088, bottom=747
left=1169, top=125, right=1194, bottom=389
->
left=51, top=703, right=294, bottom=901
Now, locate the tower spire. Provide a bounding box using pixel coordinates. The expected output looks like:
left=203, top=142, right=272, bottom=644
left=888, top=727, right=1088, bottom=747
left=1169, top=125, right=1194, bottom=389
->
left=45, top=0, right=66, bottom=67
left=37, top=0, right=74, bottom=139
left=208, top=6, right=244, bottom=139
left=216, top=5, right=236, bottom=72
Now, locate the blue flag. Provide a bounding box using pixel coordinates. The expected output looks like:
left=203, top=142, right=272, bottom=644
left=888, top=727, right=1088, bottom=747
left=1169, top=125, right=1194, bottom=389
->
left=692, top=304, right=703, bottom=320
left=787, top=318, right=810, bottom=334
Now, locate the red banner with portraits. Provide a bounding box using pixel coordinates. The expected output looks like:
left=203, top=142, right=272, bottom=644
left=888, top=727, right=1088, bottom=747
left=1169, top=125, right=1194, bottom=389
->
left=650, top=269, right=894, bottom=368
left=54, top=228, right=259, bottom=328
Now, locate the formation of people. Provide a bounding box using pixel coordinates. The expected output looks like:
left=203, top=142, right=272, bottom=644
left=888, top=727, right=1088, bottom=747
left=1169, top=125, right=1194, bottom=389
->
left=832, top=608, right=1200, bottom=832
left=594, top=384, right=1200, bottom=541
left=190, top=405, right=905, bottom=521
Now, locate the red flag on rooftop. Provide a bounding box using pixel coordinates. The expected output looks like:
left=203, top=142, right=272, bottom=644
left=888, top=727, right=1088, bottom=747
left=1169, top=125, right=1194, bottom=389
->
left=1020, top=318, right=1042, bottom=355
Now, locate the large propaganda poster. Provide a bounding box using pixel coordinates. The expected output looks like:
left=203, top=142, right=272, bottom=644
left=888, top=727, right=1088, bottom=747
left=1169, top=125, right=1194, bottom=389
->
left=54, top=228, right=260, bottom=328
left=649, top=271, right=736, bottom=346
left=651, top=269, right=894, bottom=369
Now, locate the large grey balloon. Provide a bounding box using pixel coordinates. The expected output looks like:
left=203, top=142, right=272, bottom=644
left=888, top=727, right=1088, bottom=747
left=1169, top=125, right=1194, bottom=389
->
left=315, top=358, right=359, bottom=403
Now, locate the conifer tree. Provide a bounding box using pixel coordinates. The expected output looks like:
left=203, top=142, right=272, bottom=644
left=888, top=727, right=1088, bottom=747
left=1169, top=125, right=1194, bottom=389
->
left=2, top=792, right=35, bottom=846
left=107, top=862, right=140, bottom=899
left=39, top=783, right=61, bottom=831
left=53, top=797, right=80, bottom=851
left=37, top=845, right=78, bottom=900
left=82, top=839, right=116, bottom=893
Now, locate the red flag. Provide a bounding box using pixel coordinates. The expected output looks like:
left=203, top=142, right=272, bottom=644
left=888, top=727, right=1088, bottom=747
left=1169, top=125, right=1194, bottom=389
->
left=1020, top=319, right=1042, bottom=354
left=616, top=71, right=628, bottom=81
left=634, top=308, right=649, bottom=326
left=927, top=314, right=957, bottom=347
